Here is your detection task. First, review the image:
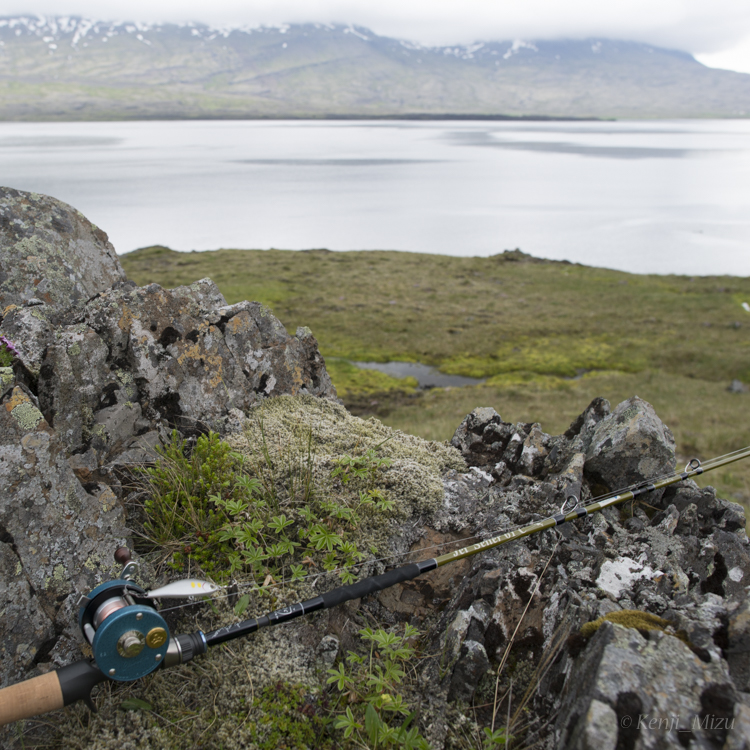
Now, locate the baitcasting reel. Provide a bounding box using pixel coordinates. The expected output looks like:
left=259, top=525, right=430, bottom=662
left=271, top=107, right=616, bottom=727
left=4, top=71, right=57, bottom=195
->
left=77, top=548, right=219, bottom=682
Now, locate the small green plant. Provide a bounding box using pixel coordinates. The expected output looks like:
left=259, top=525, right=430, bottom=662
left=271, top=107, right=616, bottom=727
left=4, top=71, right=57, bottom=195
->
left=327, top=625, right=430, bottom=749
left=119, top=697, right=153, bottom=712
left=0, top=336, right=18, bottom=367
left=139, top=430, right=388, bottom=585
left=359, top=488, right=396, bottom=512
left=482, top=727, right=512, bottom=747
left=246, top=682, right=333, bottom=750
left=332, top=447, right=392, bottom=486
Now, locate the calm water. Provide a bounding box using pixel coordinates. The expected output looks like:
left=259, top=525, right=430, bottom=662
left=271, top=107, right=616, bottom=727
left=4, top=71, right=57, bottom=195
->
left=1, top=119, right=749, bottom=276
left=352, top=361, right=485, bottom=388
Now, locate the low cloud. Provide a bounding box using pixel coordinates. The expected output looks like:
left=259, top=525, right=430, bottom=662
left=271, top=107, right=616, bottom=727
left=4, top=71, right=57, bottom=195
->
left=6, top=0, right=750, bottom=55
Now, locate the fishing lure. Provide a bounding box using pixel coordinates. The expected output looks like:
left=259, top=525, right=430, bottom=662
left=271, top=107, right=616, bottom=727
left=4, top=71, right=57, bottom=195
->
left=1, top=446, right=748, bottom=727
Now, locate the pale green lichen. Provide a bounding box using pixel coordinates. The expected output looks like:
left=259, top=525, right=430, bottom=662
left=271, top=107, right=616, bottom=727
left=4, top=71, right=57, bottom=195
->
left=83, top=553, right=102, bottom=572
left=30, top=307, right=48, bottom=322
left=54, top=617, right=327, bottom=750
left=11, top=401, right=43, bottom=430
left=0, top=367, right=14, bottom=388
left=80, top=404, right=95, bottom=441
left=66, top=487, right=82, bottom=515
left=67, top=342, right=82, bottom=356
left=228, top=394, right=465, bottom=555
left=116, top=369, right=138, bottom=400
left=44, top=564, right=69, bottom=593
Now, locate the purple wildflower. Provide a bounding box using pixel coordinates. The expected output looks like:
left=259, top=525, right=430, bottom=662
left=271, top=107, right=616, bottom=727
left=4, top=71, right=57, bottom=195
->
left=0, top=336, right=19, bottom=356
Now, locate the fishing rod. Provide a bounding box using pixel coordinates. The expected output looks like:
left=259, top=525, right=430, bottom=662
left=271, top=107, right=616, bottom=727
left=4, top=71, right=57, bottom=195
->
left=1, top=445, right=749, bottom=727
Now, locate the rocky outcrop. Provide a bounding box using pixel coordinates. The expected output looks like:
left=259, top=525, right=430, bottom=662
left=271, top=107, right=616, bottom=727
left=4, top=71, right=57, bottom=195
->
left=35, top=279, right=335, bottom=475
left=438, top=399, right=749, bottom=750
left=0, top=189, right=338, bottom=702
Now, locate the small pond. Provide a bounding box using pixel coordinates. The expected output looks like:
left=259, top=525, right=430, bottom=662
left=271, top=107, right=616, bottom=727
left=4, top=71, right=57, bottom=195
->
left=352, top=361, right=485, bottom=388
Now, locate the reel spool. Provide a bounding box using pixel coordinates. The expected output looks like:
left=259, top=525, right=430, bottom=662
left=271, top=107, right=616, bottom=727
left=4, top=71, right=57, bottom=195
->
left=78, top=579, right=170, bottom=682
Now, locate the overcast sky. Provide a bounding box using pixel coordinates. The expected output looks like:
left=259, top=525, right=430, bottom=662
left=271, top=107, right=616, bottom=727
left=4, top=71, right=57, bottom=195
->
left=4, top=0, right=750, bottom=73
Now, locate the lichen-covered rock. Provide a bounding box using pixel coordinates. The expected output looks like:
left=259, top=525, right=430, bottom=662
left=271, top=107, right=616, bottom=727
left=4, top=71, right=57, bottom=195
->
left=451, top=406, right=556, bottom=485
left=567, top=698, right=618, bottom=750
left=0, top=541, right=56, bottom=686
left=447, top=639, right=490, bottom=703
left=451, top=407, right=512, bottom=468
left=404, top=397, right=749, bottom=750
left=725, top=703, right=750, bottom=750
left=0, top=382, right=127, bottom=687
left=584, top=396, right=676, bottom=494
left=36, top=279, right=338, bottom=469
left=0, top=304, right=54, bottom=377
left=0, top=187, right=126, bottom=320
left=556, top=622, right=736, bottom=749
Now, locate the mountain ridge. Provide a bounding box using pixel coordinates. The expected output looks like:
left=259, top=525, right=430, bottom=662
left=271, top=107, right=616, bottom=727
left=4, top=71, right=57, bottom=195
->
left=1, top=16, right=749, bottom=119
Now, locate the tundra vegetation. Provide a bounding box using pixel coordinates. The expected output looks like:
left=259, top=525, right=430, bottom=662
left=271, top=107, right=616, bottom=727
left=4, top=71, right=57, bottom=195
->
left=122, top=245, right=750, bottom=517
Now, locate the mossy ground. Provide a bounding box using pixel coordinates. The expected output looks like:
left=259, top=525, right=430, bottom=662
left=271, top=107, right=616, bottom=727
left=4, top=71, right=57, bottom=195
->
left=121, top=246, right=750, bottom=515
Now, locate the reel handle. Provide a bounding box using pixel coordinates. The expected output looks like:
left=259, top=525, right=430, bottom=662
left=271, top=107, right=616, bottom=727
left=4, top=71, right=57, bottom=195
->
left=0, top=661, right=107, bottom=727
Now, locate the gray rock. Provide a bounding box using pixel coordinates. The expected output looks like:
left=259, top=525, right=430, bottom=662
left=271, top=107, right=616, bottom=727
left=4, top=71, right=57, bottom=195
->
left=0, top=304, right=54, bottom=377
left=623, top=516, right=646, bottom=533
left=556, top=622, right=735, bottom=749
left=316, top=634, right=340, bottom=670
left=35, top=277, right=337, bottom=469
left=568, top=699, right=618, bottom=750
left=0, top=187, right=126, bottom=321
left=0, top=384, right=127, bottom=686
left=80, top=279, right=337, bottom=433
left=0, top=541, right=56, bottom=684
left=450, top=407, right=514, bottom=469
left=663, top=482, right=747, bottom=534
left=564, top=396, right=611, bottom=443
left=728, top=380, right=748, bottom=394
left=584, top=396, right=676, bottom=495
left=724, top=703, right=750, bottom=750
left=728, top=600, right=750, bottom=692
left=517, top=423, right=550, bottom=476
left=37, top=322, right=114, bottom=452
left=447, top=640, right=490, bottom=703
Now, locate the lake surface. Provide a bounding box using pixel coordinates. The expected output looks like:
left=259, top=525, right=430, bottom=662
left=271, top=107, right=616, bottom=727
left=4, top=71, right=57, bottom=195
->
left=1, top=119, right=749, bottom=276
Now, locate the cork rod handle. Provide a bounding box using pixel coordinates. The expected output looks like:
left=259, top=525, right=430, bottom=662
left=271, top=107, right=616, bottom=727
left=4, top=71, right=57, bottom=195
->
left=0, top=671, right=64, bottom=726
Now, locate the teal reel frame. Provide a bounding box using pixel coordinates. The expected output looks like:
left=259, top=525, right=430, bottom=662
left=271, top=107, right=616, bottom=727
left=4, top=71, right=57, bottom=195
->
left=78, top=580, right=170, bottom=682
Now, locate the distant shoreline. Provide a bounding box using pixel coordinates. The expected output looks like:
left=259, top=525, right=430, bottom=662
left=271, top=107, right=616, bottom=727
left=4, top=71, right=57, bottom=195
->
left=0, top=113, right=612, bottom=123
